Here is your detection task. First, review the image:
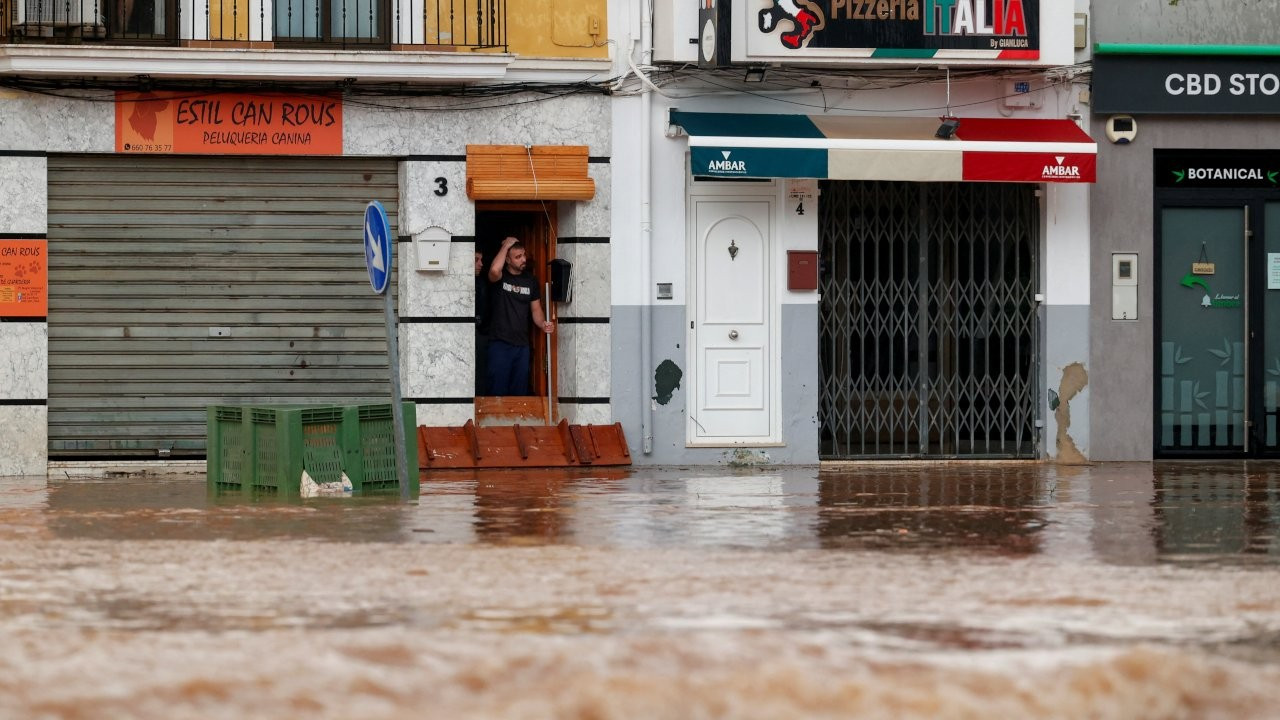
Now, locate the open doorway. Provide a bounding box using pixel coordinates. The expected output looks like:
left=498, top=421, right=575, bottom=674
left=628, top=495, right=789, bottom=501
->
left=475, top=203, right=559, bottom=425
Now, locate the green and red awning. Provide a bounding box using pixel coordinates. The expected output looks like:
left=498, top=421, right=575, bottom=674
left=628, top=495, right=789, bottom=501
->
left=670, top=111, right=1096, bottom=184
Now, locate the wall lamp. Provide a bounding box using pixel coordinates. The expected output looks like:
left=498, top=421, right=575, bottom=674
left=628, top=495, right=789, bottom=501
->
left=935, top=118, right=960, bottom=139
left=744, top=66, right=768, bottom=83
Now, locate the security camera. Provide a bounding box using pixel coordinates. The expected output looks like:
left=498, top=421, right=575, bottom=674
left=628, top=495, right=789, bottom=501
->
left=1105, top=115, right=1137, bottom=144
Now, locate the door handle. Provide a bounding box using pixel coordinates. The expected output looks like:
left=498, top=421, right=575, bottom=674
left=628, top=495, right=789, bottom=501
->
left=728, top=330, right=739, bottom=340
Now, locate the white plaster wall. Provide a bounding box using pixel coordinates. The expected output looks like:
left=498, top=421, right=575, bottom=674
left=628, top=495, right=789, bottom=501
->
left=399, top=240, right=476, bottom=318
left=0, top=92, right=113, bottom=152
left=399, top=160, right=475, bottom=239
left=561, top=403, right=612, bottom=425
left=343, top=94, right=610, bottom=157
left=779, top=178, right=820, bottom=307
left=558, top=163, right=612, bottom=238
left=0, top=323, right=48, bottom=400
left=414, top=402, right=475, bottom=427
left=557, top=323, right=611, bottom=398
left=0, top=406, right=47, bottom=477
left=402, top=323, right=474, bottom=399
left=1044, top=182, right=1092, bottom=306
left=0, top=157, right=48, bottom=234
left=610, top=93, right=650, bottom=308
left=553, top=243, right=610, bottom=319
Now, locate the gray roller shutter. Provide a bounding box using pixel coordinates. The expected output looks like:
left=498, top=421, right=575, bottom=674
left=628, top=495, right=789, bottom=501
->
left=47, top=155, right=400, bottom=458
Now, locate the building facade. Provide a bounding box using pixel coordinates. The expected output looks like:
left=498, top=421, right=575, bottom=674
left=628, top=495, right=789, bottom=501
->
left=1089, top=0, right=1280, bottom=460
left=611, top=0, right=1095, bottom=465
left=0, top=0, right=614, bottom=476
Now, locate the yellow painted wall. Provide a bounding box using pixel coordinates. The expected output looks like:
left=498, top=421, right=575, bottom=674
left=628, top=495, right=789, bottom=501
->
left=504, top=0, right=608, bottom=58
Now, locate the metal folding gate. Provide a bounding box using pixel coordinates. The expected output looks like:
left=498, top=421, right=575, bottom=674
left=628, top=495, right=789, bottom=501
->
left=818, top=180, right=1040, bottom=458
left=46, top=155, right=399, bottom=458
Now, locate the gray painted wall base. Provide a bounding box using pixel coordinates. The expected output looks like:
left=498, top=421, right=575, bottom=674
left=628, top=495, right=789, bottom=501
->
left=612, top=304, right=819, bottom=466
left=1043, top=304, right=1090, bottom=462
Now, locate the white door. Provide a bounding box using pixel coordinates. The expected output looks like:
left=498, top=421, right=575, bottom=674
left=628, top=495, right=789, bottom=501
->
left=691, top=200, right=773, bottom=441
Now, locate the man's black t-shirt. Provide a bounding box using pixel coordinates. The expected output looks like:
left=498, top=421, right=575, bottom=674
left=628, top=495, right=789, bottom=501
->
left=488, top=270, right=538, bottom=346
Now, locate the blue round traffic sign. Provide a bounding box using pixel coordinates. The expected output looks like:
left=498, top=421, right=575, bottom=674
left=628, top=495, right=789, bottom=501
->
left=363, top=200, right=392, bottom=295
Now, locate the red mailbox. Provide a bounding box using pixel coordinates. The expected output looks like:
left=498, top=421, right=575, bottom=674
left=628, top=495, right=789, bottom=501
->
left=787, top=250, right=819, bottom=291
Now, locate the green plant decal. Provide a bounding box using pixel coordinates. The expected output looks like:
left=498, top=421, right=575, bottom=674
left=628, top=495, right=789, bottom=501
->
left=1206, top=338, right=1233, bottom=367
left=1192, top=381, right=1210, bottom=411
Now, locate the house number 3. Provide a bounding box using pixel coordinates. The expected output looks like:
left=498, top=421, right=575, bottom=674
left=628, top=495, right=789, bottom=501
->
left=434, top=177, right=448, bottom=196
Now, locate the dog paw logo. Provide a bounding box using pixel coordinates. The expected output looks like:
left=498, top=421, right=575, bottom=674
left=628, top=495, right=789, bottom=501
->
left=28, top=261, right=40, bottom=274
left=14, top=265, right=24, bottom=279
left=758, top=0, right=825, bottom=49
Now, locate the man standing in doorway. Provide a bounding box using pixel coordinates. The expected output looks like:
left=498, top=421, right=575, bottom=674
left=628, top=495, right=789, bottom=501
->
left=487, top=236, right=553, bottom=396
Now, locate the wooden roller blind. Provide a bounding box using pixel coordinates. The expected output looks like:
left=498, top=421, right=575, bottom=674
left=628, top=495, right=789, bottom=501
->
left=466, top=144, right=596, bottom=201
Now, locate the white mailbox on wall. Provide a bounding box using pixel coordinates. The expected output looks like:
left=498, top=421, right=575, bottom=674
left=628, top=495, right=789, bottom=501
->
left=414, top=226, right=451, bottom=273
left=1112, top=253, right=1138, bottom=321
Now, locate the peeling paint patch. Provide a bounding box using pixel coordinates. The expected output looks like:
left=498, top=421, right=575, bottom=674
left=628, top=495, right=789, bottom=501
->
left=724, top=448, right=772, bottom=467
left=1053, top=362, right=1089, bottom=465
left=654, top=360, right=682, bottom=406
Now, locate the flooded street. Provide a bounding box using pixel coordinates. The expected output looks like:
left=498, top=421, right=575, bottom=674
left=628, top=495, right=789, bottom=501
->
left=1, top=462, right=1278, bottom=719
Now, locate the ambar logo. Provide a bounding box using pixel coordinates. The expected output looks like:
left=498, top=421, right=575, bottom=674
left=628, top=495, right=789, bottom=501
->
left=708, top=150, right=747, bottom=174
left=1042, top=155, right=1080, bottom=179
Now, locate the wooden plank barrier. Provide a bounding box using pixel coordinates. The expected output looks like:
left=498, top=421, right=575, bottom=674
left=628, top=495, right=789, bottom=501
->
left=417, top=420, right=631, bottom=469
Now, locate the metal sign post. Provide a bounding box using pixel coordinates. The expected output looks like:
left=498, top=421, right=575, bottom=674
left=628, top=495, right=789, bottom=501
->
left=364, top=200, right=411, bottom=501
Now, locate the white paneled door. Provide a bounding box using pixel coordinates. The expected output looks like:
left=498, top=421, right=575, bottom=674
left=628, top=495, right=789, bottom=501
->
left=691, top=199, right=774, bottom=442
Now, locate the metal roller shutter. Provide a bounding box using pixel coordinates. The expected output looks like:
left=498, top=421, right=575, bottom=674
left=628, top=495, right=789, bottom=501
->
left=47, top=155, right=400, bottom=458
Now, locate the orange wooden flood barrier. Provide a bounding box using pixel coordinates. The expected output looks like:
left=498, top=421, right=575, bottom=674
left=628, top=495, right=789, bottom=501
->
left=417, top=419, right=631, bottom=469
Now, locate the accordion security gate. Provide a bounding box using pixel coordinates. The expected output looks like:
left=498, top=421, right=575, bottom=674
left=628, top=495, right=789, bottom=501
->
left=818, top=180, right=1040, bottom=459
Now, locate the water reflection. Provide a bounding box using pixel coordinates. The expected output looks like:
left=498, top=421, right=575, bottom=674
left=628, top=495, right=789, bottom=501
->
left=12, top=462, right=1278, bottom=565
left=816, top=465, right=1050, bottom=554
left=1153, top=464, right=1280, bottom=559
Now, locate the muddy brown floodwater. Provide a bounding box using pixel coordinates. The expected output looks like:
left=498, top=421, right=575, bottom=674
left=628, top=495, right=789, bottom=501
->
left=0, top=461, right=1278, bottom=719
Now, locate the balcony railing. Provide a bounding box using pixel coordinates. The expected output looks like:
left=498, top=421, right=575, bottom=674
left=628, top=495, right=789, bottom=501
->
left=1, top=0, right=506, bottom=48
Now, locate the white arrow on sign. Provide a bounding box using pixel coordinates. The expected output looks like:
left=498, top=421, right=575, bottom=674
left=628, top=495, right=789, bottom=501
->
left=366, top=218, right=386, bottom=272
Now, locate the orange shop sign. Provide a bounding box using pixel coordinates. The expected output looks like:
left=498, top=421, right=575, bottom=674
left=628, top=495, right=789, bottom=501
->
left=0, top=241, right=47, bottom=317
left=115, top=91, right=343, bottom=155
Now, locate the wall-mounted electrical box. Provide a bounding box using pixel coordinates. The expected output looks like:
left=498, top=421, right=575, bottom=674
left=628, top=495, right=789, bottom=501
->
left=414, top=226, right=451, bottom=272
left=788, top=250, right=819, bottom=291
left=1003, top=79, right=1043, bottom=109
left=549, top=258, right=572, bottom=303
left=1074, top=13, right=1088, bottom=50
left=1112, top=253, right=1138, bottom=321
left=652, top=0, right=698, bottom=64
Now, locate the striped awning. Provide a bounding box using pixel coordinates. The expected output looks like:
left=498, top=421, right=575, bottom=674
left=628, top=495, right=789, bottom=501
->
left=670, top=111, right=1097, bottom=184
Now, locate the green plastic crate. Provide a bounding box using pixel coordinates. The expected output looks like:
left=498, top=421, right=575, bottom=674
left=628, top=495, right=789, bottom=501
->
left=207, top=402, right=418, bottom=498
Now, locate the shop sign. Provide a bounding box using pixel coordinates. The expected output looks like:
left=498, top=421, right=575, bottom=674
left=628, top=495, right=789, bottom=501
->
left=1155, top=150, right=1280, bottom=189
left=1181, top=274, right=1240, bottom=309
left=1095, top=55, right=1280, bottom=114
left=691, top=146, right=827, bottom=179
left=116, top=92, right=343, bottom=155
left=0, top=240, right=47, bottom=317
left=744, top=0, right=1039, bottom=60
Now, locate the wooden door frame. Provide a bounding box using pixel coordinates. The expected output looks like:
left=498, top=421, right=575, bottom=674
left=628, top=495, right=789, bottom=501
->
left=475, top=201, right=560, bottom=424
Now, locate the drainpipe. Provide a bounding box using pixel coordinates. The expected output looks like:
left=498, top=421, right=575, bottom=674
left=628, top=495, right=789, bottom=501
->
left=639, top=9, right=654, bottom=455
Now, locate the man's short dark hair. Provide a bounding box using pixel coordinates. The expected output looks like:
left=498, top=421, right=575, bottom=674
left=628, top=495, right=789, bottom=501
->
left=508, top=241, right=526, bottom=253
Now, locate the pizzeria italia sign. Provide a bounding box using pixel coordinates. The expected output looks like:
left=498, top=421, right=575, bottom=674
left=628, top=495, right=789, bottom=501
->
left=743, top=0, right=1040, bottom=61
